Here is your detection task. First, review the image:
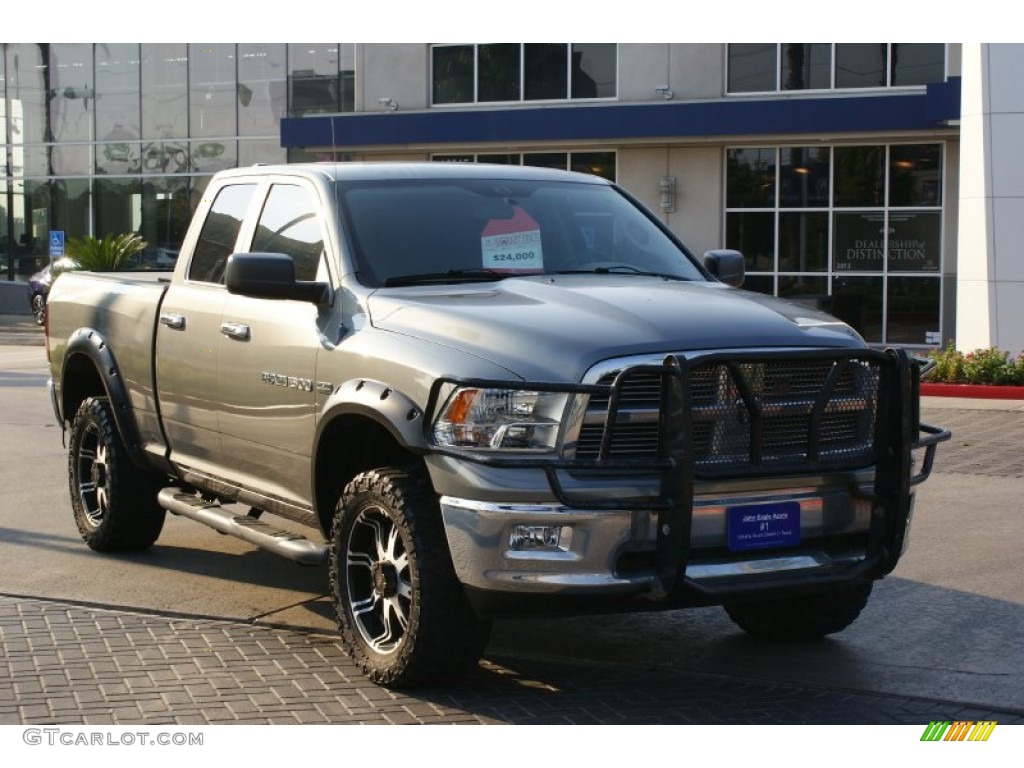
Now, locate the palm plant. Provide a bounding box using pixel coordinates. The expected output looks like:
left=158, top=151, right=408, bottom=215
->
left=65, top=233, right=146, bottom=271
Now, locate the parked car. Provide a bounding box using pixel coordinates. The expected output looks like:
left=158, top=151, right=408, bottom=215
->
left=27, top=258, right=77, bottom=325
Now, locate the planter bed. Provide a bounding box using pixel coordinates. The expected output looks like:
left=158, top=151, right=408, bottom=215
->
left=920, top=382, right=1024, bottom=399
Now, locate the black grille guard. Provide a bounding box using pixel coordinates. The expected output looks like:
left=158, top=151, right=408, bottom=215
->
left=425, top=348, right=950, bottom=597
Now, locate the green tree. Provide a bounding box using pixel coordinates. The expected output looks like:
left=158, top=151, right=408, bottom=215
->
left=65, top=233, right=146, bottom=271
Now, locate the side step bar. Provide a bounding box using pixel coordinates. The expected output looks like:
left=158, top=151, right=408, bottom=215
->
left=158, top=489, right=328, bottom=566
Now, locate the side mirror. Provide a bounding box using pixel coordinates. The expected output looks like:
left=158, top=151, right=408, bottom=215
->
left=225, top=252, right=327, bottom=304
left=703, top=249, right=745, bottom=288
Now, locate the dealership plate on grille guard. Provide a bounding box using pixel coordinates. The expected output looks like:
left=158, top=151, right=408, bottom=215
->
left=727, top=501, right=800, bottom=553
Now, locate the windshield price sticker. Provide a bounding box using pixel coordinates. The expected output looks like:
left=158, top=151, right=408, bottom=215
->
left=480, top=207, right=544, bottom=273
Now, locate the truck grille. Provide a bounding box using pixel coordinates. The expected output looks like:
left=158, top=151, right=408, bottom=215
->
left=573, top=356, right=883, bottom=476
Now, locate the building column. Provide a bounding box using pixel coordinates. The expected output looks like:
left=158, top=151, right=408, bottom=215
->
left=956, top=43, right=1024, bottom=353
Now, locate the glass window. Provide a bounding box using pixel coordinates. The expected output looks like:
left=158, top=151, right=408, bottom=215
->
left=571, top=44, right=616, bottom=98
left=141, top=44, right=188, bottom=139
left=288, top=43, right=339, bottom=117
left=95, top=43, right=140, bottom=142
left=238, top=43, right=286, bottom=137
left=432, top=45, right=473, bottom=105
left=833, top=146, right=885, bottom=207
left=834, top=212, right=885, bottom=271
left=778, top=275, right=829, bottom=310
left=190, top=139, right=237, bottom=175
left=778, top=212, right=828, bottom=272
left=523, top=152, right=568, bottom=171
left=188, top=184, right=256, bottom=284
left=890, top=144, right=942, bottom=207
left=97, top=141, right=142, bottom=175
left=524, top=44, right=568, bottom=101
left=891, top=44, right=944, bottom=87
left=831, top=276, right=883, bottom=342
left=141, top=140, right=191, bottom=175
left=478, top=44, right=520, bottom=102
left=49, top=44, right=93, bottom=142
left=728, top=44, right=776, bottom=93
left=835, top=44, right=887, bottom=89
left=250, top=184, right=324, bottom=281
left=51, top=144, right=91, bottom=176
left=726, top=148, right=776, bottom=208
left=886, top=277, right=940, bottom=344
left=478, top=153, right=518, bottom=165
left=726, top=212, right=775, bottom=272
left=94, top=177, right=142, bottom=243
left=5, top=44, right=49, bottom=145
left=189, top=44, right=237, bottom=139
left=51, top=179, right=91, bottom=242
left=239, top=139, right=286, bottom=166
left=571, top=151, right=616, bottom=182
left=141, top=177, right=191, bottom=269
left=781, top=44, right=831, bottom=90
left=888, top=212, right=941, bottom=272
left=780, top=146, right=829, bottom=208
left=339, top=43, right=356, bottom=113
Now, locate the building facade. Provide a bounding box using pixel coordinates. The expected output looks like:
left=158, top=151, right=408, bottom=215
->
left=0, top=42, right=993, bottom=351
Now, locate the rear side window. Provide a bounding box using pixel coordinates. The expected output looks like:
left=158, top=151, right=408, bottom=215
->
left=188, top=184, right=256, bottom=284
left=250, top=184, right=324, bottom=282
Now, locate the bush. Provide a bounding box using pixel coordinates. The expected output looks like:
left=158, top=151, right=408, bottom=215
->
left=926, top=343, right=1024, bottom=385
left=65, top=233, right=146, bottom=271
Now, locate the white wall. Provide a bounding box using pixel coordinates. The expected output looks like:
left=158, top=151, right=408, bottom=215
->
left=956, top=43, right=1024, bottom=353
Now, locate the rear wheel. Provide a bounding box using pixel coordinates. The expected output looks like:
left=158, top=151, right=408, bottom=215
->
left=724, top=582, right=873, bottom=641
left=329, top=466, right=491, bottom=687
left=68, top=397, right=166, bottom=551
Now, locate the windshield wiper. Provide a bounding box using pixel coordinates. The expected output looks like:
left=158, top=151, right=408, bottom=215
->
left=383, top=269, right=508, bottom=287
left=549, top=265, right=690, bottom=281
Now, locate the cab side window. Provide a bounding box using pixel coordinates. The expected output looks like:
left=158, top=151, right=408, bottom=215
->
left=250, top=184, right=325, bottom=282
left=188, top=184, right=257, bottom=284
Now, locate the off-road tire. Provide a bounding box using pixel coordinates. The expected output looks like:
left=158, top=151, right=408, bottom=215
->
left=724, top=582, right=874, bottom=641
left=329, top=466, right=491, bottom=688
left=68, top=397, right=166, bottom=551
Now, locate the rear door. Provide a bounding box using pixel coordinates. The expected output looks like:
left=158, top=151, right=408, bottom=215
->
left=155, top=181, right=259, bottom=478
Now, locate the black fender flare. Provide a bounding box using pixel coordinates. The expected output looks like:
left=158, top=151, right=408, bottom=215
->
left=59, top=327, right=148, bottom=469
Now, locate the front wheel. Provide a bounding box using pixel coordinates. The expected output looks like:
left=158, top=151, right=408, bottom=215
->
left=329, top=466, right=491, bottom=687
left=724, top=582, right=873, bottom=641
left=68, top=397, right=166, bottom=551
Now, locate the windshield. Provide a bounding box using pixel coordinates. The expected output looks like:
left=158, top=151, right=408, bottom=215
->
left=336, top=178, right=707, bottom=287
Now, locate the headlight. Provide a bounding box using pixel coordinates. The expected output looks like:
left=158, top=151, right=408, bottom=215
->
left=433, top=387, right=568, bottom=452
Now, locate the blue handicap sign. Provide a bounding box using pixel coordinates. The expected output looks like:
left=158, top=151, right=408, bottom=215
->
left=49, top=231, right=65, bottom=258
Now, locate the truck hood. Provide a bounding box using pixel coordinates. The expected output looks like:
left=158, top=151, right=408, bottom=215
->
left=367, top=275, right=865, bottom=382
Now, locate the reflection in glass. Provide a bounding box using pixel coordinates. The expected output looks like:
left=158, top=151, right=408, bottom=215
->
left=51, top=179, right=91, bottom=240
left=835, top=44, right=887, bottom=88
left=888, top=212, right=941, bottom=272
left=190, top=140, right=236, bottom=174
left=778, top=212, right=828, bottom=272
left=742, top=274, right=774, bottom=296
left=432, top=45, right=473, bottom=104
left=727, top=212, right=774, bottom=272
left=728, top=44, right=776, bottom=92
left=478, top=154, right=518, bottom=165
left=97, top=142, right=142, bottom=175
left=339, top=44, right=356, bottom=113
left=523, top=152, right=568, bottom=171
left=288, top=43, right=339, bottom=117
left=887, top=277, right=940, bottom=344
left=525, top=44, right=567, bottom=100
left=141, top=177, right=191, bottom=268
left=571, top=151, right=616, bottom=182
left=834, top=212, right=885, bottom=271
left=833, top=146, right=884, bottom=207
left=239, top=139, right=286, bottom=166
left=571, top=44, right=616, bottom=98
left=49, top=44, right=93, bottom=142
left=726, top=148, right=776, bottom=208
left=5, top=44, right=49, bottom=144
left=781, top=44, right=831, bottom=90
left=142, top=141, right=192, bottom=174
left=251, top=185, right=323, bottom=281
left=95, top=178, right=142, bottom=240
left=478, top=44, right=520, bottom=102
left=238, top=43, right=286, bottom=136
left=831, top=276, right=883, bottom=342
left=889, top=144, right=942, bottom=207
left=95, top=43, right=140, bottom=141
left=891, top=44, right=944, bottom=87
left=780, top=147, right=829, bottom=208
left=779, top=276, right=829, bottom=313
left=51, top=144, right=91, bottom=176
left=141, top=44, right=188, bottom=139
left=189, top=44, right=237, bottom=138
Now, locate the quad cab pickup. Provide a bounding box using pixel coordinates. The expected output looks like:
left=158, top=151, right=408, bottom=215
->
left=46, top=162, right=949, bottom=687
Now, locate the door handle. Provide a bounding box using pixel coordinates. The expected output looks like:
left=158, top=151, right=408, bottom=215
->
left=159, top=313, right=186, bottom=330
left=220, top=322, right=251, bottom=341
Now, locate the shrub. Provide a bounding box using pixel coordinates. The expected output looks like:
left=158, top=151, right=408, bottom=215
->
left=926, top=343, right=1024, bottom=385
left=65, top=233, right=146, bottom=271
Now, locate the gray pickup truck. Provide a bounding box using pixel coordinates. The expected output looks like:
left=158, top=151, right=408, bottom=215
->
left=46, top=162, right=948, bottom=687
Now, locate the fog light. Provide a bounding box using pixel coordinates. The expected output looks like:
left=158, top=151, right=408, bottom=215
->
left=509, top=525, right=573, bottom=553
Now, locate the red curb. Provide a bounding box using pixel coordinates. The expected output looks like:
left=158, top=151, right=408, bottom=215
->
left=920, top=382, right=1024, bottom=399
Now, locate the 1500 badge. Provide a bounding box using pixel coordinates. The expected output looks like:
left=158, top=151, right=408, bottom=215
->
left=260, top=371, right=331, bottom=394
